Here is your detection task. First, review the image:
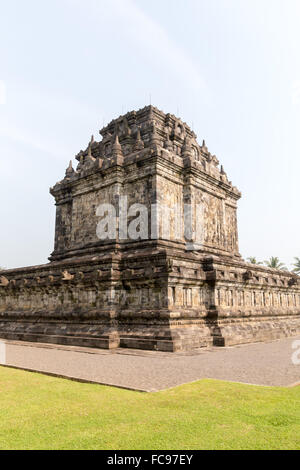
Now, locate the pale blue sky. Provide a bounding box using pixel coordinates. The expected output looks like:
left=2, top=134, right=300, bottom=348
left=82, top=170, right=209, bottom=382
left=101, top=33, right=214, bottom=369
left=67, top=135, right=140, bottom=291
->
left=0, top=0, right=299, bottom=269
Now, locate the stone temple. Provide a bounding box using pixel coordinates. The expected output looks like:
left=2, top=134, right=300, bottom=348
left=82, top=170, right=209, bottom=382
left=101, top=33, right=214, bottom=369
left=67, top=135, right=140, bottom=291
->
left=0, top=106, right=300, bottom=351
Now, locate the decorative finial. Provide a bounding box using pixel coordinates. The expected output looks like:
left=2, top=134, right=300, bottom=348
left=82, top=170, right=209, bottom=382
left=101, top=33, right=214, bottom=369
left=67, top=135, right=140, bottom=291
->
left=133, top=128, right=144, bottom=151
left=181, top=136, right=192, bottom=158
left=150, top=122, right=162, bottom=148
left=111, top=133, right=123, bottom=157
left=220, top=165, right=228, bottom=182
left=85, top=139, right=96, bottom=167
left=201, top=139, right=208, bottom=153
left=114, top=133, right=121, bottom=147
left=65, top=160, right=75, bottom=177
left=119, top=117, right=131, bottom=138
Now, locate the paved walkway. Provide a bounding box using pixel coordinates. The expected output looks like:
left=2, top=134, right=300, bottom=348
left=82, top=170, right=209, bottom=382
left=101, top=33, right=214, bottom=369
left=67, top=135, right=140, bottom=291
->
left=0, top=337, right=299, bottom=392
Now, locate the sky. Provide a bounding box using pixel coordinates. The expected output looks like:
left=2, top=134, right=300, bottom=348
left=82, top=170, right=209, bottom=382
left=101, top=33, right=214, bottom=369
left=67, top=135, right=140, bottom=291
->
left=0, top=0, right=299, bottom=269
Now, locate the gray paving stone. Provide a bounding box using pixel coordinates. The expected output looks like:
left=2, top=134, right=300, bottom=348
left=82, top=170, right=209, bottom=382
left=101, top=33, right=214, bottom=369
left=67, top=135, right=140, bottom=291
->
left=1, top=336, right=299, bottom=392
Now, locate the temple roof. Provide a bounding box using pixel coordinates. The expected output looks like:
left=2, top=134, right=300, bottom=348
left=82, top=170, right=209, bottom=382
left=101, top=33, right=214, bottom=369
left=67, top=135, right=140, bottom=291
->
left=51, top=105, right=241, bottom=199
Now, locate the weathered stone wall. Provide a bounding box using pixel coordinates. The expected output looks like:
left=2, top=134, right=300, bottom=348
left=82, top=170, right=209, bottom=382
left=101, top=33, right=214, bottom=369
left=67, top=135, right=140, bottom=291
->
left=50, top=106, right=241, bottom=261
left=1, top=251, right=299, bottom=351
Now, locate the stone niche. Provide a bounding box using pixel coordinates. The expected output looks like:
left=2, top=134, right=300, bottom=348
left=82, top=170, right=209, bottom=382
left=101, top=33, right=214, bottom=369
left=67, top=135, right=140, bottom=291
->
left=0, top=105, right=299, bottom=351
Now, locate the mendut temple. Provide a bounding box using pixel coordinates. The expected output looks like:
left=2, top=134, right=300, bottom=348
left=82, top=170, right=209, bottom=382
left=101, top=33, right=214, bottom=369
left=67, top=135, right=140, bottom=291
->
left=0, top=106, right=299, bottom=351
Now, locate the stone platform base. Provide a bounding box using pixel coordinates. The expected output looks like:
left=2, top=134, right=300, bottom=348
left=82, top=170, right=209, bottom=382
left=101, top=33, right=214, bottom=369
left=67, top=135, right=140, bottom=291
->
left=210, top=316, right=300, bottom=347
left=0, top=320, right=213, bottom=352
left=0, top=321, right=120, bottom=349
left=0, top=316, right=300, bottom=352
left=118, top=324, right=214, bottom=352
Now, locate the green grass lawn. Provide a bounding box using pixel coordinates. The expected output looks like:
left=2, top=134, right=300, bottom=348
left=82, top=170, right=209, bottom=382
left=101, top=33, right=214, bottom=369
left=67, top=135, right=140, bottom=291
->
left=0, top=366, right=299, bottom=450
